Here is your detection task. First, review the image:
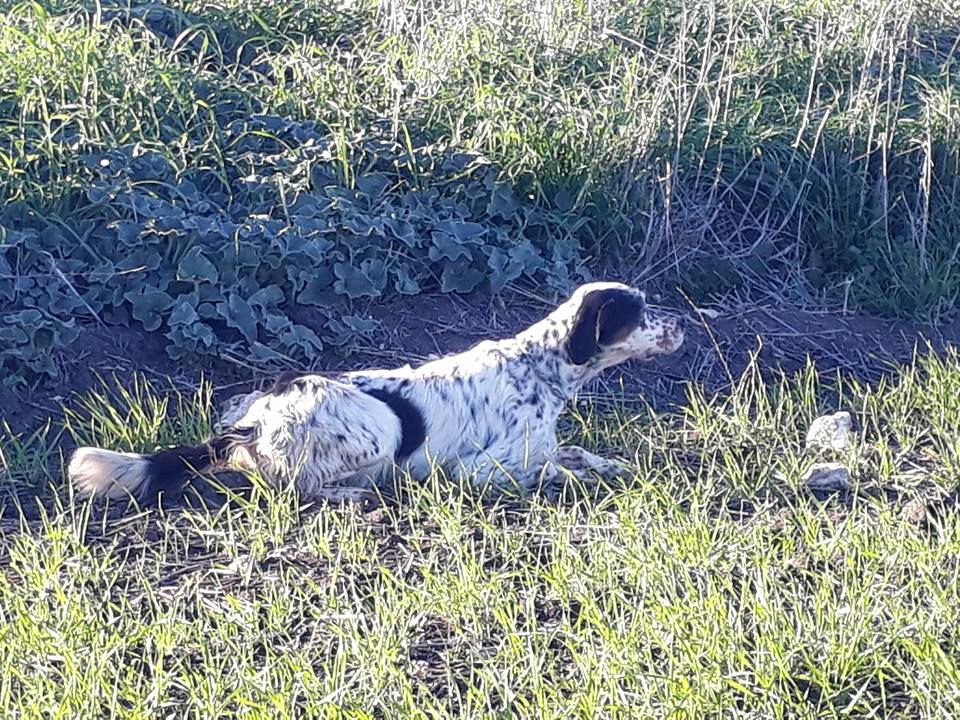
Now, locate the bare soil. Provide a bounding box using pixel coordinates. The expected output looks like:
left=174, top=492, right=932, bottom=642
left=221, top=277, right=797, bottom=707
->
left=3, top=289, right=958, bottom=435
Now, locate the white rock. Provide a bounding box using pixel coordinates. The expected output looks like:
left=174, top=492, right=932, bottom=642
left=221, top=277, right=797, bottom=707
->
left=805, top=411, right=853, bottom=452
left=802, top=462, right=851, bottom=492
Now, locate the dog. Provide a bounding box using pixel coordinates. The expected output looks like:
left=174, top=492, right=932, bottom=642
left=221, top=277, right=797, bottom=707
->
left=68, top=282, right=685, bottom=503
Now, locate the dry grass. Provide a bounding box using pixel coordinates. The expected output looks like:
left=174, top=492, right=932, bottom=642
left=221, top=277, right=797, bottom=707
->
left=1, top=0, right=959, bottom=315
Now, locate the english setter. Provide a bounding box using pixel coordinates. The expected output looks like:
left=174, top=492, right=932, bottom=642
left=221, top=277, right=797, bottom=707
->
left=69, top=282, right=685, bottom=503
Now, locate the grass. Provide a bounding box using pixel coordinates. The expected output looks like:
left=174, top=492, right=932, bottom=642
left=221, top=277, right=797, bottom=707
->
left=3, top=352, right=960, bottom=717
left=2, top=0, right=960, bottom=714
left=1, top=0, right=959, bottom=316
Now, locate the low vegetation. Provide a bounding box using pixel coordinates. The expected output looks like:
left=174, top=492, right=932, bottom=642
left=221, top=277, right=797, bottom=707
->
left=2, top=0, right=959, bottom=716
left=3, top=353, right=960, bottom=716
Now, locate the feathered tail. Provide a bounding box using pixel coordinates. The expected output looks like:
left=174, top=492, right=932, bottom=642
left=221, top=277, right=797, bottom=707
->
left=68, top=429, right=256, bottom=503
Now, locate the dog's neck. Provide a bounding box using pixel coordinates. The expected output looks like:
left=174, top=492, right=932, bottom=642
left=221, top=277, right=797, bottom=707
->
left=509, top=307, right=609, bottom=400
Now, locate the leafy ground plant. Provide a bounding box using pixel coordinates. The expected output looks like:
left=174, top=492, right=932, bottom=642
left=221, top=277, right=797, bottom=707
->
left=2, top=352, right=960, bottom=717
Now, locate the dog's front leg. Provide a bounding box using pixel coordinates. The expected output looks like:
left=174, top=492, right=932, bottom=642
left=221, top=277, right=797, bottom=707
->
left=527, top=446, right=630, bottom=501
left=553, top=445, right=631, bottom=480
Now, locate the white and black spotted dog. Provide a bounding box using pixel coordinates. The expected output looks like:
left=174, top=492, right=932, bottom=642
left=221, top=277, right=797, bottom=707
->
left=68, top=282, right=685, bottom=503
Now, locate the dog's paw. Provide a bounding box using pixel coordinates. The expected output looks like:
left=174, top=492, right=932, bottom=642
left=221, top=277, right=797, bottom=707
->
left=555, top=446, right=631, bottom=480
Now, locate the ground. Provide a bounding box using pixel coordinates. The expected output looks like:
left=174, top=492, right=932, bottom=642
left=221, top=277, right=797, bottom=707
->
left=0, top=301, right=960, bottom=718
left=3, top=0, right=960, bottom=713
left=6, top=289, right=958, bottom=433
left=4, top=293, right=960, bottom=717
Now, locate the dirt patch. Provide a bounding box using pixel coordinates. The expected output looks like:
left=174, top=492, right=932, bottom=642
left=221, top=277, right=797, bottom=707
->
left=2, top=289, right=959, bottom=434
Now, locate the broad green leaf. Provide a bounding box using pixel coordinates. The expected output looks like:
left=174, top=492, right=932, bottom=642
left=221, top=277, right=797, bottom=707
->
left=115, top=220, right=143, bottom=246
left=333, top=262, right=378, bottom=299
left=218, top=293, right=258, bottom=342
left=249, top=285, right=285, bottom=311
left=169, top=299, right=199, bottom=327
left=282, top=324, right=324, bottom=352
left=384, top=217, right=417, bottom=247
left=178, top=247, right=219, bottom=283
left=487, top=247, right=523, bottom=293
left=394, top=265, right=421, bottom=295
left=298, top=277, right=340, bottom=307
left=429, top=232, right=470, bottom=262
left=440, top=262, right=484, bottom=293
left=249, top=342, right=286, bottom=364
left=343, top=315, right=379, bottom=333
left=125, top=288, right=174, bottom=332
left=439, top=220, right=486, bottom=243
left=263, top=312, right=292, bottom=334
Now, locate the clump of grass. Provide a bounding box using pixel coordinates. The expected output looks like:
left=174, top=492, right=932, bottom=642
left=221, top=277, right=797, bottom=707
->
left=0, top=419, right=59, bottom=489
left=3, top=354, right=960, bottom=716
left=62, top=373, right=214, bottom=453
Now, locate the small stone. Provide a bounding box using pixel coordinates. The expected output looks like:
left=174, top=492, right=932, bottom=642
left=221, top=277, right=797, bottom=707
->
left=900, top=498, right=928, bottom=525
left=362, top=507, right=388, bottom=524
left=802, top=462, right=852, bottom=492
left=805, top=412, right=853, bottom=452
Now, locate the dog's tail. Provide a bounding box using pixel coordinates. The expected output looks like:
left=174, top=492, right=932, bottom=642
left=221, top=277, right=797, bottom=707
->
left=68, top=429, right=256, bottom=503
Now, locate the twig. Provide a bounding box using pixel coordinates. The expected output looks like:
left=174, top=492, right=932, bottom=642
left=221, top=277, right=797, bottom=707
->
left=43, top=251, right=105, bottom=327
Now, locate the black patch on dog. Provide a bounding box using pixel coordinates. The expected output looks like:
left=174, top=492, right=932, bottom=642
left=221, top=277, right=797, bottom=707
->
left=140, top=426, right=259, bottom=503
left=565, top=288, right=646, bottom=365
left=361, top=388, right=426, bottom=461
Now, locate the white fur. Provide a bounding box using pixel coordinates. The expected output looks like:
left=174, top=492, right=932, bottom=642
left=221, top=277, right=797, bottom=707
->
left=221, top=375, right=402, bottom=495
left=68, top=447, right=152, bottom=500
left=216, top=281, right=685, bottom=495
left=69, top=281, right=686, bottom=502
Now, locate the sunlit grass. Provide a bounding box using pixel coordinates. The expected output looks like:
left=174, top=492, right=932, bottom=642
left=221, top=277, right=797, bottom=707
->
left=2, top=352, right=960, bottom=716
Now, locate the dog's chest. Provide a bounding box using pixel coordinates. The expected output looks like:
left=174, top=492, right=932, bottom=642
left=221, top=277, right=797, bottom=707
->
left=417, top=363, right=564, bottom=454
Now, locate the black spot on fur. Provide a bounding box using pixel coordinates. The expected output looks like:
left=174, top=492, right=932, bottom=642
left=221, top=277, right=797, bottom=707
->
left=361, top=388, right=426, bottom=461
left=566, top=288, right=646, bottom=365
left=140, top=426, right=258, bottom=503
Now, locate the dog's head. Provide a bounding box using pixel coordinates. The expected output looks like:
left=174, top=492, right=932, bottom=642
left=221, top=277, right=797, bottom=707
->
left=562, top=282, right=685, bottom=368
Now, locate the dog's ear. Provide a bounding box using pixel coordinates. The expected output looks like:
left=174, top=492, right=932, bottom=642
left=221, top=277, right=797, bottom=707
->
left=565, top=288, right=645, bottom=365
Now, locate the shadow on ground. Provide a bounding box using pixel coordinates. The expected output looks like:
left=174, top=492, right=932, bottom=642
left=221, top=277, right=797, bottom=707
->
left=6, top=288, right=956, bottom=433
